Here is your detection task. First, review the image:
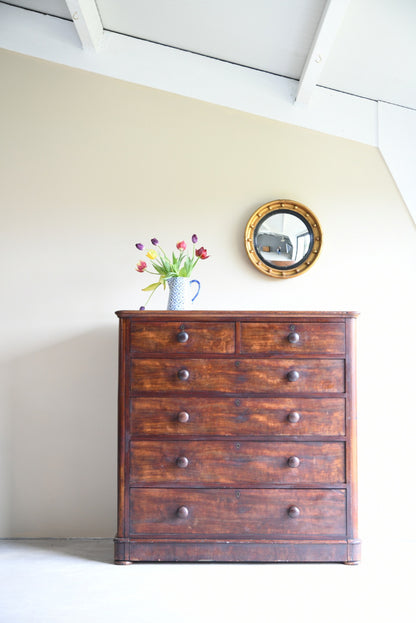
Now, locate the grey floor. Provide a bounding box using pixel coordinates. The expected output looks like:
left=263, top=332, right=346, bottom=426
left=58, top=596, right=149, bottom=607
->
left=0, top=538, right=413, bottom=623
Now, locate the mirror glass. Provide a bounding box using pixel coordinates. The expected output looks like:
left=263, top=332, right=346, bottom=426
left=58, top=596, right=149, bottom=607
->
left=255, top=210, right=313, bottom=269
left=245, top=200, right=322, bottom=278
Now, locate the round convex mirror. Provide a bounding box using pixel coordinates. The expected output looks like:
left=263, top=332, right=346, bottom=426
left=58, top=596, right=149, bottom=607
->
left=245, top=200, right=322, bottom=278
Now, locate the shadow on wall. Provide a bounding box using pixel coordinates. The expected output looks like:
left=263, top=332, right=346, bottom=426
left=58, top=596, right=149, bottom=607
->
left=8, top=327, right=119, bottom=537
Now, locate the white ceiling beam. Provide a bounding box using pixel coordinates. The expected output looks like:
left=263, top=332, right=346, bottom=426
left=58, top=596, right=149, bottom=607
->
left=295, top=0, right=351, bottom=106
left=64, top=0, right=103, bottom=51
left=0, top=3, right=377, bottom=147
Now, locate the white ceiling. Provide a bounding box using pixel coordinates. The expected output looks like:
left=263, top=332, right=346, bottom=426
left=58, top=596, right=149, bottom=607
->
left=319, top=0, right=416, bottom=110
left=2, top=0, right=416, bottom=110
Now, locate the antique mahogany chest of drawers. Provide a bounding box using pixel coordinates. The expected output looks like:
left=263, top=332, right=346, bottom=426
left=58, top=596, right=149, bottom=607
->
left=114, top=311, right=360, bottom=564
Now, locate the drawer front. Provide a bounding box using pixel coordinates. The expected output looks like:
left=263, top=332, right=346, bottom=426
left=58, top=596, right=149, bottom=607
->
left=129, top=488, right=347, bottom=537
left=130, top=321, right=235, bottom=354
left=130, top=358, right=345, bottom=394
left=240, top=322, right=345, bottom=355
left=130, top=396, right=346, bottom=436
left=130, top=440, right=345, bottom=485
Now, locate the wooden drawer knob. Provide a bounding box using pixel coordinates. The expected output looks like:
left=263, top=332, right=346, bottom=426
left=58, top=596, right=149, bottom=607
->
left=176, top=456, right=189, bottom=468
left=287, top=411, right=300, bottom=423
left=287, top=332, right=300, bottom=344
left=176, top=505, right=189, bottom=519
left=287, top=456, right=300, bottom=468
left=286, top=370, right=300, bottom=382
left=177, top=368, right=190, bottom=381
left=288, top=506, right=300, bottom=518
left=176, top=331, right=189, bottom=343
left=177, top=411, right=190, bottom=423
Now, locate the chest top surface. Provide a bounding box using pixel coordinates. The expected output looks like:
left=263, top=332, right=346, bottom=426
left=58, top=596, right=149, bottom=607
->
left=116, top=310, right=358, bottom=319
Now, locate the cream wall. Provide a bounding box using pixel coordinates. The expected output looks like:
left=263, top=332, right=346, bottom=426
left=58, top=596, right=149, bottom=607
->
left=0, top=49, right=415, bottom=547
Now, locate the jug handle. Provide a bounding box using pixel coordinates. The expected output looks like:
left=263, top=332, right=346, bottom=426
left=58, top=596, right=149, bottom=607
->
left=190, top=279, right=201, bottom=302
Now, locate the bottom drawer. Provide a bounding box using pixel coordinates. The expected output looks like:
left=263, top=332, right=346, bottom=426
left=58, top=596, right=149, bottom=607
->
left=129, top=488, right=346, bottom=538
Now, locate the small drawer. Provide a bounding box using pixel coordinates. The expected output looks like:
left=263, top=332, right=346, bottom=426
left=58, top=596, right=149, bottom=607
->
left=129, top=488, right=347, bottom=537
left=130, top=358, right=345, bottom=394
left=130, top=321, right=235, bottom=354
left=130, top=396, right=346, bottom=437
left=130, top=440, right=345, bottom=485
left=240, top=322, right=345, bottom=355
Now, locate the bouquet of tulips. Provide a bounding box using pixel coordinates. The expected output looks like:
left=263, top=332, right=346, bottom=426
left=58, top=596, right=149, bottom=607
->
left=135, top=235, right=209, bottom=309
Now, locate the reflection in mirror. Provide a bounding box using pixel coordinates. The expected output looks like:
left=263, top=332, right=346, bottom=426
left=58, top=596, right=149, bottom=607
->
left=245, top=200, right=322, bottom=278
left=255, top=211, right=312, bottom=268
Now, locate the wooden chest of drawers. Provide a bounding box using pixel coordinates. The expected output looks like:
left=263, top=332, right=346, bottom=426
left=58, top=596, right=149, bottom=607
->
left=114, top=311, right=360, bottom=564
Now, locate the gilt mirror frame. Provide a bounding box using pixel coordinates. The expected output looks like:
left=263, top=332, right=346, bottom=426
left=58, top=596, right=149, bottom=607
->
left=245, top=199, right=322, bottom=279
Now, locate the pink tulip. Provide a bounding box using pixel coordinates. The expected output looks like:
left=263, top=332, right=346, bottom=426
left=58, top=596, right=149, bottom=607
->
left=176, top=240, right=186, bottom=251
left=136, top=261, right=147, bottom=273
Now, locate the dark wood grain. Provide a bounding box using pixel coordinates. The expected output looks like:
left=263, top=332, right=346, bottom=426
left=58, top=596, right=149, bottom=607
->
left=129, top=488, right=347, bottom=537
left=130, top=321, right=235, bottom=354
left=130, top=358, right=345, bottom=393
left=130, top=440, right=345, bottom=485
left=123, top=540, right=352, bottom=563
left=240, top=322, right=345, bottom=355
left=117, top=310, right=359, bottom=320
left=130, top=396, right=346, bottom=437
left=116, top=317, right=129, bottom=541
left=115, top=311, right=359, bottom=564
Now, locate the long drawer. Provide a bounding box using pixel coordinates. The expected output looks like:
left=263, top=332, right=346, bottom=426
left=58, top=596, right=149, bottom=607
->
left=129, top=488, right=347, bottom=537
left=130, top=440, right=345, bottom=485
left=130, top=358, right=345, bottom=394
left=240, top=322, right=345, bottom=355
left=130, top=396, right=346, bottom=436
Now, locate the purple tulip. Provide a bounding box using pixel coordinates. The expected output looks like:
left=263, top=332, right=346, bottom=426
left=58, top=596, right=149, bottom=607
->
left=192, top=234, right=198, bottom=244
left=139, top=306, right=145, bottom=311
left=151, top=238, right=159, bottom=246
left=135, top=243, right=144, bottom=250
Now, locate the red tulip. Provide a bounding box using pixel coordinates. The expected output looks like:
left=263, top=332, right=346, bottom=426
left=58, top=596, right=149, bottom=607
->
left=136, top=261, right=147, bottom=273
left=176, top=240, right=186, bottom=251
left=196, top=246, right=209, bottom=259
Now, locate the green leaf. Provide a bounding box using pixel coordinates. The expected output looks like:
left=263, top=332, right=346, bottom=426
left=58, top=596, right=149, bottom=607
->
left=178, top=257, right=192, bottom=277
left=161, top=257, right=172, bottom=273
left=153, top=264, right=165, bottom=275
left=142, top=282, right=161, bottom=292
